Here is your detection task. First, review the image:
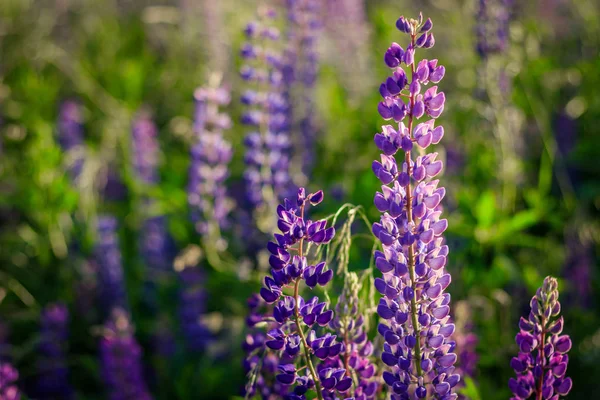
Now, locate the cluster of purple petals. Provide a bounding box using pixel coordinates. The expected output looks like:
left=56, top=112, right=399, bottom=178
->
left=178, top=266, right=212, bottom=352
left=509, top=276, right=572, bottom=399
left=245, top=188, right=359, bottom=399
left=475, top=0, right=515, bottom=58
left=187, top=86, right=233, bottom=235
left=57, top=100, right=85, bottom=180
left=33, top=303, right=73, bottom=399
left=241, top=9, right=293, bottom=209
left=373, top=14, right=460, bottom=399
left=100, top=309, right=152, bottom=400
left=95, top=216, right=129, bottom=316
left=243, top=294, right=290, bottom=399
left=285, top=0, right=321, bottom=179
left=131, top=112, right=160, bottom=185
left=328, top=273, right=380, bottom=399
left=0, top=362, right=20, bottom=400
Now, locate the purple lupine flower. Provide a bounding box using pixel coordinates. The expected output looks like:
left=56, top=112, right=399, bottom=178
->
left=241, top=8, right=293, bottom=218
left=323, top=0, right=372, bottom=97
left=132, top=111, right=160, bottom=185
left=57, top=100, right=85, bottom=180
left=243, top=294, right=291, bottom=399
left=33, top=303, right=72, bottom=399
left=131, top=112, right=175, bottom=281
left=373, top=14, right=460, bottom=399
left=0, top=362, right=20, bottom=400
left=509, top=276, right=572, bottom=399
left=452, top=301, right=479, bottom=397
left=245, top=188, right=349, bottom=400
left=100, top=308, right=152, bottom=400
left=329, top=272, right=380, bottom=399
left=285, top=0, right=321, bottom=182
left=178, top=266, right=212, bottom=352
left=187, top=86, right=233, bottom=236
left=475, top=0, right=515, bottom=58
left=95, top=216, right=128, bottom=316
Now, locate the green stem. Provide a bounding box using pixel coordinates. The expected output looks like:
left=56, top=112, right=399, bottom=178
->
left=405, top=33, right=423, bottom=379
left=293, top=204, right=324, bottom=400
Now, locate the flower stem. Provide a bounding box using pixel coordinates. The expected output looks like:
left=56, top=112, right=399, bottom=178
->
left=536, top=317, right=546, bottom=400
left=405, top=33, right=423, bottom=379
left=293, top=204, right=324, bottom=400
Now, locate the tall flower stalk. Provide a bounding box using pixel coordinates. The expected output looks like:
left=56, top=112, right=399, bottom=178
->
left=373, top=14, right=460, bottom=398
left=95, top=216, right=128, bottom=316
left=34, top=303, right=72, bottom=399
left=57, top=100, right=85, bottom=181
left=187, top=85, right=233, bottom=242
left=509, top=276, right=572, bottom=399
left=100, top=308, right=152, bottom=400
left=241, top=7, right=293, bottom=232
left=246, top=188, right=346, bottom=400
left=284, top=0, right=321, bottom=183
left=0, top=362, right=20, bottom=400
left=131, top=112, right=174, bottom=283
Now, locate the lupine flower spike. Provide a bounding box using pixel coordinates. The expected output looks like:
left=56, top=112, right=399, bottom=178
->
left=187, top=85, right=233, bottom=239
left=509, top=276, right=572, bottom=399
left=373, top=13, right=459, bottom=399
left=241, top=8, right=293, bottom=231
left=57, top=100, right=85, bottom=180
left=330, top=272, right=380, bottom=399
left=245, top=188, right=350, bottom=400
left=0, top=362, right=20, bottom=400
left=284, top=0, right=321, bottom=182
left=100, top=308, right=152, bottom=400
left=34, top=303, right=73, bottom=399
left=95, top=216, right=129, bottom=316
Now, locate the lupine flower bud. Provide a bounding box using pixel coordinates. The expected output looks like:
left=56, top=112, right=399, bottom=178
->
left=0, top=362, right=20, bottom=400
left=241, top=8, right=293, bottom=219
left=57, top=100, right=85, bottom=180
left=188, top=86, right=233, bottom=237
left=33, top=303, right=72, bottom=399
left=100, top=308, right=152, bottom=400
left=509, top=276, right=572, bottom=399
left=373, top=14, right=459, bottom=399
left=95, top=216, right=128, bottom=316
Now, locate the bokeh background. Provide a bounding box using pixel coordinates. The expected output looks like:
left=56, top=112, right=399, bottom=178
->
left=0, top=0, right=599, bottom=398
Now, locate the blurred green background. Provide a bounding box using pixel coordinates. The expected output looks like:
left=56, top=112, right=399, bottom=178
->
left=0, top=0, right=599, bottom=398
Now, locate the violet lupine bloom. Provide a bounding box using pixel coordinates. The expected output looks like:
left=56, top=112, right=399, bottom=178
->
left=131, top=112, right=160, bottom=185
left=246, top=188, right=349, bottom=400
left=509, top=276, right=573, bottom=399
left=187, top=86, right=233, bottom=236
left=34, top=303, right=73, bottom=399
left=285, top=0, right=321, bottom=181
left=475, top=0, right=514, bottom=58
left=100, top=308, right=152, bottom=400
left=178, top=266, right=212, bottom=352
left=241, top=8, right=293, bottom=215
left=329, top=272, right=380, bottom=399
left=373, top=14, right=460, bottom=399
left=131, top=113, right=174, bottom=280
left=0, top=362, right=20, bottom=400
left=95, top=216, right=128, bottom=316
left=57, top=100, right=85, bottom=180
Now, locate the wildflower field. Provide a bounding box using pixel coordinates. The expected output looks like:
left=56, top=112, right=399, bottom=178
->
left=0, top=0, right=599, bottom=399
